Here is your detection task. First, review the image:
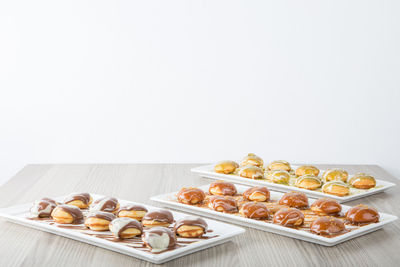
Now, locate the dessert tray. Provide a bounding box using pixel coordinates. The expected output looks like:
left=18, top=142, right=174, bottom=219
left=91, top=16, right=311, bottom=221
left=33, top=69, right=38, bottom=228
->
left=0, top=194, right=245, bottom=264
left=151, top=184, right=398, bottom=246
left=191, top=164, right=396, bottom=202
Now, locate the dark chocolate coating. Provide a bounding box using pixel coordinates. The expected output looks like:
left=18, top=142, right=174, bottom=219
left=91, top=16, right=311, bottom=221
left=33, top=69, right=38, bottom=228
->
left=346, top=205, right=379, bottom=224
left=311, top=198, right=342, bottom=215
left=273, top=207, right=304, bottom=227
left=142, top=210, right=174, bottom=223
left=243, top=186, right=270, bottom=201
left=86, top=211, right=116, bottom=221
left=310, top=217, right=346, bottom=235
left=174, top=216, right=208, bottom=233
left=177, top=188, right=206, bottom=204
left=209, top=181, right=237, bottom=196
left=64, top=193, right=91, bottom=205
left=57, top=205, right=84, bottom=224
left=240, top=202, right=270, bottom=219
left=208, top=196, right=238, bottom=213
left=278, top=192, right=308, bottom=208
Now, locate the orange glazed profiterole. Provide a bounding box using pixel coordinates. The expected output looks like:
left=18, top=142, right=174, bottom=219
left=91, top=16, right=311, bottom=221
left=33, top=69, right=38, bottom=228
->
left=243, top=186, right=270, bottom=202
left=208, top=196, right=238, bottom=213
left=214, top=160, right=239, bottom=174
left=310, top=217, right=346, bottom=235
left=177, top=187, right=206, bottom=205
left=273, top=207, right=304, bottom=227
left=346, top=204, right=379, bottom=224
left=239, top=202, right=270, bottom=219
left=311, top=198, right=342, bottom=216
left=278, top=192, right=309, bottom=209
left=209, top=181, right=237, bottom=196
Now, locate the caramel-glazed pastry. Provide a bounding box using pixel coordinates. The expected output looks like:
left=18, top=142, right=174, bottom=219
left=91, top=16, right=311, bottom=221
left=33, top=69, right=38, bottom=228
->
left=346, top=204, right=379, bottom=224
left=269, top=170, right=290, bottom=184
left=142, top=227, right=177, bottom=253
left=142, top=210, right=174, bottom=228
left=117, top=204, right=148, bottom=221
left=310, top=217, right=346, bottom=235
left=109, top=217, right=143, bottom=239
left=51, top=204, right=84, bottom=224
left=91, top=197, right=120, bottom=213
left=348, top=173, right=376, bottom=189
left=295, top=175, right=322, bottom=190
left=30, top=198, right=57, bottom=218
left=84, top=211, right=116, bottom=231
left=177, top=187, right=206, bottom=205
left=238, top=166, right=264, bottom=179
left=295, top=165, right=320, bottom=177
left=278, top=192, right=309, bottom=209
left=214, top=160, right=239, bottom=174
left=273, top=208, right=304, bottom=227
left=322, top=181, right=350, bottom=197
left=322, top=169, right=348, bottom=183
left=64, top=193, right=92, bottom=209
left=209, top=181, right=237, bottom=196
left=243, top=186, right=270, bottom=202
left=208, top=196, right=238, bottom=213
left=239, top=202, right=270, bottom=219
left=311, top=198, right=342, bottom=216
left=267, top=160, right=291, bottom=172
left=174, top=216, right=208, bottom=238
left=240, top=153, right=264, bottom=167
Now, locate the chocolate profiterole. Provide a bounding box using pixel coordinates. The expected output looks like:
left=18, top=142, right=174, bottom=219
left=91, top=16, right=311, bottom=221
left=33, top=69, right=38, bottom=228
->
left=109, top=217, right=143, bottom=239
left=311, top=198, right=342, bottom=216
left=174, top=216, right=208, bottom=238
left=117, top=204, right=148, bottom=221
left=239, top=202, right=270, bottom=219
left=142, top=227, right=177, bottom=253
left=310, top=217, right=346, bottom=236
left=278, top=192, right=309, bottom=209
left=84, top=211, right=116, bottom=231
left=51, top=204, right=84, bottom=224
left=209, top=181, right=237, bottom=196
left=208, top=196, right=238, bottom=213
left=142, top=209, right=174, bottom=228
left=64, top=193, right=92, bottom=209
left=243, top=186, right=270, bottom=202
left=91, top=197, right=120, bottom=213
left=30, top=198, right=57, bottom=218
left=273, top=207, right=304, bottom=227
left=346, top=204, right=379, bottom=225
left=177, top=187, right=206, bottom=205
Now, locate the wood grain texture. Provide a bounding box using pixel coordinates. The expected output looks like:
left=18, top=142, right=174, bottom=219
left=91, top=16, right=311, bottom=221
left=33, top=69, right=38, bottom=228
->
left=0, top=164, right=399, bottom=267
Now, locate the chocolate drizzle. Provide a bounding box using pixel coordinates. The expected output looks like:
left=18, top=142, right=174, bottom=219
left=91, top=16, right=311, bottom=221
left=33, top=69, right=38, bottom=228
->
left=110, top=217, right=143, bottom=238
left=92, top=197, right=119, bottom=212
left=142, top=227, right=177, bottom=252
left=142, top=210, right=174, bottom=223
left=86, top=211, right=116, bottom=221
left=64, top=193, right=91, bottom=205
left=30, top=198, right=57, bottom=218
left=118, top=204, right=148, bottom=212
left=174, top=216, right=208, bottom=232
left=57, top=205, right=84, bottom=224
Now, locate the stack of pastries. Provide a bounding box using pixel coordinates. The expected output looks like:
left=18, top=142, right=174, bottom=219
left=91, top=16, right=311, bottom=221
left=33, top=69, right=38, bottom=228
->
left=176, top=182, right=380, bottom=237
left=213, top=153, right=377, bottom=196
left=29, top=193, right=212, bottom=253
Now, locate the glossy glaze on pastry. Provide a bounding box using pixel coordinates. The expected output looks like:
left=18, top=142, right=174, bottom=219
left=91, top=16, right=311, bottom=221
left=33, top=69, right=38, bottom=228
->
left=242, top=186, right=270, bottom=202
left=240, top=153, right=264, bottom=167
left=64, top=193, right=92, bottom=209
left=30, top=198, right=57, bottom=218
left=207, top=196, right=238, bottom=213
left=109, top=217, right=143, bottom=239
left=273, top=207, right=304, bottom=227
left=142, top=227, right=177, bottom=253
left=269, top=170, right=290, bottom=184
left=177, top=187, right=206, bottom=204
left=295, top=175, right=322, bottom=190
left=278, top=192, right=309, bottom=208
left=310, top=217, right=346, bottom=235
left=214, top=160, right=239, bottom=174
left=238, top=166, right=264, bottom=179
left=267, top=160, right=291, bottom=171
left=117, top=204, right=148, bottom=221
left=84, top=211, right=116, bottom=231
left=348, top=173, right=376, bottom=189
left=209, top=181, right=237, bottom=196
left=91, top=197, right=120, bottom=213
left=310, top=198, right=342, bottom=215
left=346, top=204, right=379, bottom=224
left=51, top=204, right=84, bottom=224
left=239, top=202, right=270, bottom=219
left=142, top=210, right=174, bottom=227
left=174, top=216, right=208, bottom=237
left=295, top=165, right=320, bottom=177
left=322, top=169, right=348, bottom=183
left=322, top=181, right=350, bottom=197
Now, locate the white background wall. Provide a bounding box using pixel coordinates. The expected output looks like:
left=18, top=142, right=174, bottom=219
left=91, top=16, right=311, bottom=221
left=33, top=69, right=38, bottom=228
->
left=1, top=1, right=399, bottom=184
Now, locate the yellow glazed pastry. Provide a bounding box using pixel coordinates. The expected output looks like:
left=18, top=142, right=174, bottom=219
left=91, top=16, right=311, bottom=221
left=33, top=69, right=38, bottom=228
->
left=214, top=160, right=239, bottom=174
left=322, top=169, right=348, bottom=183
left=322, top=181, right=350, bottom=196
left=240, top=153, right=264, bottom=167
left=238, top=166, right=264, bottom=179
left=295, top=175, right=322, bottom=190
left=295, top=165, right=320, bottom=177
left=84, top=211, right=116, bottom=231
left=266, top=160, right=291, bottom=172
left=348, top=173, right=376, bottom=189
left=269, top=170, right=290, bottom=184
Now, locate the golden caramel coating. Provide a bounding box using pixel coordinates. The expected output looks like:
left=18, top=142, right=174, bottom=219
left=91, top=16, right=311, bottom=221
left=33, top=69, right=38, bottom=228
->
left=240, top=153, right=264, bottom=167
left=295, top=175, right=322, bottom=190
left=346, top=204, right=379, bottom=224
left=239, top=202, right=270, bottom=219
left=311, top=198, right=342, bottom=215
left=268, top=170, right=290, bottom=184
left=322, top=181, right=350, bottom=197
left=322, top=169, right=348, bottom=183
left=209, top=181, right=237, bottom=196
left=278, top=192, right=309, bottom=208
left=295, top=165, right=320, bottom=177
left=239, top=166, right=264, bottom=179
left=208, top=196, right=238, bottom=213
left=273, top=208, right=304, bottom=227
left=348, top=173, right=376, bottom=189
left=243, top=186, right=270, bottom=202
left=310, top=217, right=346, bottom=235
left=267, top=160, right=291, bottom=172
left=177, top=187, right=206, bottom=204
left=214, top=160, right=239, bottom=174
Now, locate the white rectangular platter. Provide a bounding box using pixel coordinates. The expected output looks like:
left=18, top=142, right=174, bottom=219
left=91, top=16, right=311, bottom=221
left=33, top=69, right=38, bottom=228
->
left=0, top=194, right=245, bottom=264
left=191, top=164, right=396, bottom=203
left=151, top=184, right=398, bottom=246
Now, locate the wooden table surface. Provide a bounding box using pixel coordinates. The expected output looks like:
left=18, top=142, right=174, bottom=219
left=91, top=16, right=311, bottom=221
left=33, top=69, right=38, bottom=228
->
left=0, top=164, right=399, bottom=267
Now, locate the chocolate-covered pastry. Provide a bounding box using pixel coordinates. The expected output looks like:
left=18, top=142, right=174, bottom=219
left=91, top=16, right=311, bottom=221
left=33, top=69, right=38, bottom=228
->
left=209, top=181, right=237, bottom=196
left=110, top=217, right=143, bottom=239
left=269, top=170, right=290, bottom=184
left=273, top=207, right=304, bottom=227
left=240, top=153, right=264, bottom=167
left=295, top=175, right=322, bottom=190
left=311, top=198, right=342, bottom=216
left=239, top=202, right=270, bottom=219
left=117, top=204, right=148, bottom=221
left=310, top=217, right=346, bottom=235
left=238, top=166, right=264, bottom=179
left=51, top=204, right=84, bottom=224
left=177, top=187, right=206, bottom=204
left=322, top=169, right=348, bottom=183
left=64, top=193, right=92, bottom=209
left=346, top=204, right=379, bottom=224
left=348, top=173, right=376, bottom=189
left=84, top=211, right=116, bottom=231
left=174, top=216, right=208, bottom=238
left=322, top=181, right=350, bottom=197
left=142, top=227, right=177, bottom=253
left=295, top=165, right=320, bottom=177
left=142, top=210, right=174, bottom=228
left=30, top=198, right=57, bottom=218
left=267, top=160, right=291, bottom=171
left=91, top=197, right=120, bottom=213
left=243, top=186, right=270, bottom=202
left=208, top=196, right=238, bottom=213
left=278, top=192, right=309, bottom=209
left=214, top=160, right=239, bottom=174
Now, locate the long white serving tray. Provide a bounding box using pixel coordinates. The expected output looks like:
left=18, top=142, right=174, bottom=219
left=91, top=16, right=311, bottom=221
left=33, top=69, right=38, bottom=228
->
left=0, top=194, right=245, bottom=264
left=151, top=184, right=398, bottom=246
left=191, top=164, right=396, bottom=203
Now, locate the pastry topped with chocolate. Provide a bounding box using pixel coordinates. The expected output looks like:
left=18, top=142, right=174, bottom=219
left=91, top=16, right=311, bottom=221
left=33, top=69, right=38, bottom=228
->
left=295, top=165, right=320, bottom=177
left=84, top=211, right=116, bottom=231
left=240, top=153, right=264, bottom=167
left=30, top=198, right=57, bottom=218
left=142, top=227, right=177, bottom=253
left=269, top=170, right=290, bottom=184
left=177, top=187, right=206, bottom=204
left=278, top=192, right=309, bottom=209
left=239, top=202, right=270, bottom=219
left=295, top=175, right=322, bottom=190
left=267, top=160, right=291, bottom=172
left=110, top=217, right=143, bottom=239
left=64, top=193, right=92, bottom=209
left=346, top=204, right=379, bottom=225
left=142, top=209, right=174, bottom=228
left=310, top=217, right=346, bottom=235
left=51, top=204, right=84, bottom=224
left=209, top=181, right=237, bottom=196
left=117, top=204, right=148, bottom=221
left=322, top=181, right=350, bottom=197
left=174, top=216, right=208, bottom=238
left=91, top=197, right=120, bottom=213
left=273, top=207, right=304, bottom=227
left=238, top=166, right=264, bottom=179
left=207, top=196, right=238, bottom=213
left=214, top=160, right=239, bottom=174
left=322, top=169, right=348, bottom=183
left=311, top=198, right=342, bottom=216
left=348, top=173, right=376, bottom=189
left=243, top=186, right=270, bottom=202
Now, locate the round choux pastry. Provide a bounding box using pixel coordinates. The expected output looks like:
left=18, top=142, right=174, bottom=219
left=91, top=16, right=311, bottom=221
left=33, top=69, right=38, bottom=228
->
left=278, top=192, right=309, bottom=209
left=214, top=160, right=239, bottom=174
left=295, top=175, right=322, bottom=190
left=240, top=153, right=264, bottom=167
left=268, top=170, right=290, bottom=184
left=109, top=217, right=143, bottom=239
left=310, top=198, right=342, bottom=216
left=91, top=197, right=120, bottom=213
left=239, top=202, right=270, bottom=219
left=346, top=204, right=379, bottom=224
left=310, top=217, right=346, bottom=235
left=348, top=173, right=376, bottom=189
left=238, top=166, right=264, bottom=179
left=207, top=196, right=238, bottom=213
left=84, top=211, right=116, bottom=231
left=177, top=187, right=206, bottom=205
left=64, top=193, right=92, bottom=209
left=174, top=216, right=208, bottom=238
left=117, top=204, right=148, bottom=221
left=209, top=181, right=237, bottom=196
left=51, top=204, right=84, bottom=224
left=142, top=227, right=177, bottom=253
left=322, top=181, right=350, bottom=197
left=273, top=207, right=304, bottom=227
left=295, top=165, right=320, bottom=177
left=322, top=169, right=348, bottom=183
left=267, top=160, right=291, bottom=172
left=30, top=198, right=57, bottom=218
left=243, top=186, right=270, bottom=202
left=142, top=210, right=174, bottom=228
